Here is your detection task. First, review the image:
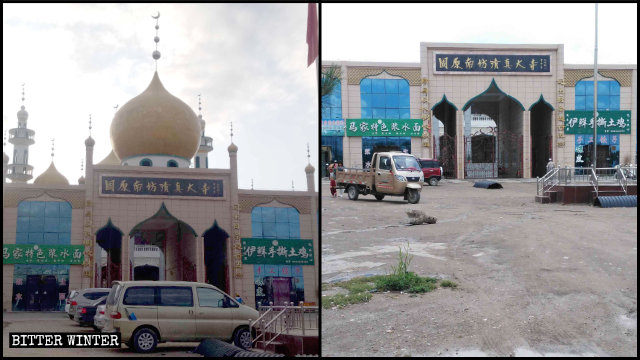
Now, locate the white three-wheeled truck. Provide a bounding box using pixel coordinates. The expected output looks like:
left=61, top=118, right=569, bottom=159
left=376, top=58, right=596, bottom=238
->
left=335, top=151, right=424, bottom=204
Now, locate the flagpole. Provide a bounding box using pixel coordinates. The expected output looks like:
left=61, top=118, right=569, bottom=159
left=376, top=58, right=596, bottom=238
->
left=593, top=3, right=598, bottom=171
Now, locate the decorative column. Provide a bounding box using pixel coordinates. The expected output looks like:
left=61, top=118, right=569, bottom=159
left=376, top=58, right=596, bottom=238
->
left=83, top=131, right=95, bottom=287
left=421, top=77, right=432, bottom=158
left=456, top=110, right=465, bottom=179
left=523, top=111, right=532, bottom=178
left=228, top=129, right=241, bottom=297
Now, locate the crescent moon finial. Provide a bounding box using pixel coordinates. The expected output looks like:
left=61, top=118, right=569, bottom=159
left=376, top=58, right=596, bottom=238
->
left=152, top=11, right=160, bottom=19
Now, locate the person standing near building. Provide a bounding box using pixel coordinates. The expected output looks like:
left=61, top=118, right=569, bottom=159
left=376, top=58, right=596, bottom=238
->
left=235, top=293, right=244, bottom=304
left=546, top=158, right=555, bottom=173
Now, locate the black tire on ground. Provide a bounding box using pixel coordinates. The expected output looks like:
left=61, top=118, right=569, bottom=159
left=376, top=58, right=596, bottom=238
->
left=68, top=314, right=73, bottom=319
left=233, top=327, right=252, bottom=350
left=347, top=185, right=359, bottom=200
left=374, top=194, right=385, bottom=201
left=131, top=327, right=158, bottom=353
left=92, top=325, right=100, bottom=332
left=429, top=177, right=438, bottom=186
left=407, top=189, right=421, bottom=204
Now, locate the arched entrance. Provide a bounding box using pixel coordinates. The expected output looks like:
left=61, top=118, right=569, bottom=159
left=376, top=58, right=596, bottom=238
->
left=202, top=220, right=229, bottom=293
left=128, top=203, right=198, bottom=281
left=432, top=95, right=457, bottom=178
left=529, top=95, right=554, bottom=177
left=95, top=218, right=123, bottom=287
left=463, top=79, right=524, bottom=178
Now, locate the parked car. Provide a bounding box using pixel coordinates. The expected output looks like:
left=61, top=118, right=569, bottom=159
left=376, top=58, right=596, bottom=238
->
left=65, top=290, right=79, bottom=319
left=74, top=296, right=107, bottom=328
left=102, top=281, right=260, bottom=353
left=94, top=304, right=107, bottom=332
left=418, top=158, right=443, bottom=186
left=67, top=288, right=111, bottom=320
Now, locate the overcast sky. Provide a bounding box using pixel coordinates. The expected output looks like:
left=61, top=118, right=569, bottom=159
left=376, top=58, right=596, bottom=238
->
left=322, top=3, right=637, bottom=64
left=3, top=3, right=318, bottom=191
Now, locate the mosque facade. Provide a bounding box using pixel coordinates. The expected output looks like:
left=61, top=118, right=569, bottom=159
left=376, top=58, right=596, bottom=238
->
left=3, top=17, right=318, bottom=312
left=322, top=43, right=637, bottom=179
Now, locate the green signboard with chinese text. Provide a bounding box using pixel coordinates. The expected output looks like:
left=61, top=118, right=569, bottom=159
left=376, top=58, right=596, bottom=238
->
left=564, top=110, right=631, bottom=134
left=241, top=238, right=314, bottom=265
left=346, top=119, right=423, bottom=137
left=3, top=244, right=85, bottom=264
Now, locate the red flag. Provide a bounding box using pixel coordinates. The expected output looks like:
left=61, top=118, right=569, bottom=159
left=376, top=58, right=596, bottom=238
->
left=306, top=3, right=318, bottom=67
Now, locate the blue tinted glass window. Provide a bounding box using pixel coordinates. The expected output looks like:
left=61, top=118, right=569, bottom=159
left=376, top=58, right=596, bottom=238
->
left=399, top=108, right=411, bottom=119
left=288, top=208, right=300, bottom=223
left=58, top=233, right=71, bottom=244
left=597, top=81, right=609, bottom=96
left=251, top=221, right=262, bottom=238
left=261, top=207, right=275, bottom=223
left=575, top=82, right=585, bottom=96
left=29, top=217, right=44, bottom=232
left=30, top=202, right=44, bottom=217
left=360, top=78, right=371, bottom=94
left=28, top=233, right=43, bottom=243
left=59, top=202, right=72, bottom=218
left=398, top=79, right=409, bottom=93
left=361, top=94, right=371, bottom=108
left=44, top=232, right=58, bottom=244
left=598, top=96, right=609, bottom=110
left=575, top=96, right=585, bottom=110
left=585, top=82, right=593, bottom=94
left=322, top=79, right=342, bottom=121
left=585, top=95, right=594, bottom=110
left=372, top=108, right=385, bottom=118
left=610, top=96, right=620, bottom=110
left=45, top=202, right=59, bottom=218
left=17, top=217, right=30, bottom=233
left=276, top=222, right=289, bottom=238
left=372, top=94, right=385, bottom=107
left=321, top=135, right=344, bottom=164
left=610, top=82, right=620, bottom=95
left=385, top=79, right=399, bottom=93
left=262, top=222, right=276, bottom=238
left=16, top=232, right=28, bottom=243
left=44, top=217, right=58, bottom=233
left=18, top=202, right=30, bottom=217
left=58, top=218, right=71, bottom=233
left=275, top=208, right=289, bottom=223
left=372, top=79, right=385, bottom=93
left=398, top=94, right=410, bottom=108
left=386, top=109, right=399, bottom=119
left=386, top=94, right=399, bottom=108
left=289, top=223, right=300, bottom=238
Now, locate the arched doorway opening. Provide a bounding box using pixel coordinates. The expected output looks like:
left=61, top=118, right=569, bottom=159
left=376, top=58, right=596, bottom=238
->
left=432, top=95, right=457, bottom=178
left=463, top=79, right=524, bottom=178
left=128, top=203, right=198, bottom=281
left=530, top=95, right=554, bottom=177
left=202, top=220, right=229, bottom=293
left=95, top=218, right=123, bottom=287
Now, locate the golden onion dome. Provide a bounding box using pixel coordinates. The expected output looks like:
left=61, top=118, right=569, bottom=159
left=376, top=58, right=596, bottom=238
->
left=110, top=72, right=201, bottom=161
left=97, top=150, right=121, bottom=165
left=78, top=176, right=85, bottom=184
left=34, top=162, right=69, bottom=186
left=228, top=142, right=238, bottom=153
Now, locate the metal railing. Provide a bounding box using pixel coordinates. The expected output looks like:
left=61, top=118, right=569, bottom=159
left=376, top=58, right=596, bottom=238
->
left=537, top=165, right=637, bottom=197
left=250, top=302, right=318, bottom=354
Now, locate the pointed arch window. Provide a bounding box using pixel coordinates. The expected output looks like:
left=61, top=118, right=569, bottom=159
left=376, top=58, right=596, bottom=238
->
left=140, top=158, right=152, bottom=167
left=167, top=160, right=178, bottom=167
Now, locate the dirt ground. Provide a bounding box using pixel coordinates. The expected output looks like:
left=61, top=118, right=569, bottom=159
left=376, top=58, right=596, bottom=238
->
left=321, top=179, right=637, bottom=357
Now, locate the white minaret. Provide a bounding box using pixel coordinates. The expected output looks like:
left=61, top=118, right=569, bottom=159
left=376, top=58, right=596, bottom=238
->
left=194, top=94, right=213, bottom=168
left=8, top=84, right=35, bottom=183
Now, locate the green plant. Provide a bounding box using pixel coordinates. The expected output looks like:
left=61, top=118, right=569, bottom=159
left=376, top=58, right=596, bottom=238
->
left=321, top=65, right=341, bottom=103
left=390, top=242, right=414, bottom=277
left=322, top=292, right=373, bottom=309
left=440, top=280, right=458, bottom=288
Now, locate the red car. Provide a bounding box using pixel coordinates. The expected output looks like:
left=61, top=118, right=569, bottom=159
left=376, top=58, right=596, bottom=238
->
left=418, top=159, right=443, bottom=186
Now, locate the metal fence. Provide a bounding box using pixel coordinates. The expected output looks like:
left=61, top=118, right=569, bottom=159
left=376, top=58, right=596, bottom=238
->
left=537, top=165, right=637, bottom=197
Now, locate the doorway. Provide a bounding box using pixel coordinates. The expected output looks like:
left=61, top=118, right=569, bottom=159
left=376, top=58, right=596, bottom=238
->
left=271, top=277, right=292, bottom=306
left=25, top=275, right=57, bottom=311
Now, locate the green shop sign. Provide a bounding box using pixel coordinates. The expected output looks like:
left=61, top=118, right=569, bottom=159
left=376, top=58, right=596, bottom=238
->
left=241, top=238, right=314, bottom=265
left=564, top=110, right=631, bottom=134
left=346, top=119, right=423, bottom=137
left=3, top=244, right=85, bottom=265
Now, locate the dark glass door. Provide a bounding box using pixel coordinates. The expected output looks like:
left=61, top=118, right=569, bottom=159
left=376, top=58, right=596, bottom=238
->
left=25, top=275, right=41, bottom=311
left=40, top=275, right=57, bottom=311
left=272, top=277, right=292, bottom=306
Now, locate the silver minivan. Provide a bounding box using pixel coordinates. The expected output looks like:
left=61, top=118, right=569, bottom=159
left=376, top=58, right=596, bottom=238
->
left=102, top=281, right=259, bottom=353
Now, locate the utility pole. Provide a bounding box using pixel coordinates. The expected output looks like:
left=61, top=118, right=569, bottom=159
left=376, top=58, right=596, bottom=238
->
left=592, top=3, right=598, bottom=171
